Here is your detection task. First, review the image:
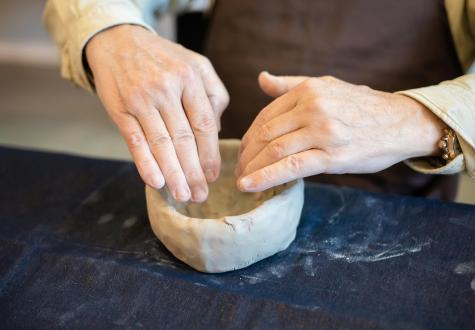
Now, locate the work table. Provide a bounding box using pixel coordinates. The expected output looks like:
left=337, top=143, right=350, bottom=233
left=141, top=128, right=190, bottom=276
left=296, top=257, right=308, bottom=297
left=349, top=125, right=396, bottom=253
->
left=0, top=146, right=474, bottom=329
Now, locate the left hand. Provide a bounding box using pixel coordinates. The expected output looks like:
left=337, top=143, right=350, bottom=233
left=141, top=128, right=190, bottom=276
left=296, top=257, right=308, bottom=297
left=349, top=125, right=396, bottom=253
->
left=236, top=72, right=445, bottom=192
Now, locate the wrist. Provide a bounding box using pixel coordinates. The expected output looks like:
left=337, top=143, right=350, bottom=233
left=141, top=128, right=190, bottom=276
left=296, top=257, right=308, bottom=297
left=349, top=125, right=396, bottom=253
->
left=85, top=24, right=149, bottom=72
left=395, top=94, right=445, bottom=159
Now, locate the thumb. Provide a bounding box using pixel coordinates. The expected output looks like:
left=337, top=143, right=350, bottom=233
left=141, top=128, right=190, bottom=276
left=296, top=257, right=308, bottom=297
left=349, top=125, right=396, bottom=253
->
left=258, top=71, right=309, bottom=98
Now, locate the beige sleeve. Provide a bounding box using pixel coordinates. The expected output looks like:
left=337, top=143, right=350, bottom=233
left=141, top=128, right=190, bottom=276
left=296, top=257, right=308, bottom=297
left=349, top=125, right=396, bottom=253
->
left=43, top=0, right=159, bottom=91
left=397, top=74, right=475, bottom=178
left=43, top=0, right=212, bottom=92
left=445, top=0, right=475, bottom=71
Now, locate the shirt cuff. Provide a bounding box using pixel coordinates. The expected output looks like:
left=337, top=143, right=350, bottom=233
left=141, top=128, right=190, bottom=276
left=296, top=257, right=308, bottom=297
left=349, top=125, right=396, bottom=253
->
left=65, top=2, right=156, bottom=92
left=397, top=76, right=475, bottom=178
left=405, top=155, right=464, bottom=175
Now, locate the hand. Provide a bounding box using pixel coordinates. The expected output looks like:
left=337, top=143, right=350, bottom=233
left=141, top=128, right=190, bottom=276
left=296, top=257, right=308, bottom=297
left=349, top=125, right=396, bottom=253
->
left=86, top=25, right=229, bottom=202
left=236, top=72, right=444, bottom=192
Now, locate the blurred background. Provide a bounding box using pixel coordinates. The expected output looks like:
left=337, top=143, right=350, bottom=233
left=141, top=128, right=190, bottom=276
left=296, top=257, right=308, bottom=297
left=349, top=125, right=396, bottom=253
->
left=0, top=1, right=473, bottom=204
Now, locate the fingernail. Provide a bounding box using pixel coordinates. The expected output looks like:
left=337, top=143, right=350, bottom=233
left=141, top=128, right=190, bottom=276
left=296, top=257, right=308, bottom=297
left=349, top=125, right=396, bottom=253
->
left=192, top=186, right=208, bottom=203
left=239, top=177, right=253, bottom=190
left=175, top=186, right=190, bottom=202
left=205, top=169, right=216, bottom=182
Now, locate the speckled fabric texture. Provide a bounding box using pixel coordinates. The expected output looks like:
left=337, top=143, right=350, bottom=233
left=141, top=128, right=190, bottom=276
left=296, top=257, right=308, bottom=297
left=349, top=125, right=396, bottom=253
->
left=0, top=147, right=474, bottom=328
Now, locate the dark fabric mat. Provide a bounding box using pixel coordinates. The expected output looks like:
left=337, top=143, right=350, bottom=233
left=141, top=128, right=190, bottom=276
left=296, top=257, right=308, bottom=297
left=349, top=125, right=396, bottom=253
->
left=0, top=146, right=474, bottom=329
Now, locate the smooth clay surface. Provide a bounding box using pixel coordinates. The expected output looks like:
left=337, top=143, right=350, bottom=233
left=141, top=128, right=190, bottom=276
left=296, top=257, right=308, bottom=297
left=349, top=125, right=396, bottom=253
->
left=146, top=139, right=305, bottom=273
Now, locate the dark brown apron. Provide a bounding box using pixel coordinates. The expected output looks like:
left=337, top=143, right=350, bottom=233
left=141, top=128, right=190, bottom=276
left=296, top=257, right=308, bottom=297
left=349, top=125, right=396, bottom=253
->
left=204, top=0, right=463, bottom=200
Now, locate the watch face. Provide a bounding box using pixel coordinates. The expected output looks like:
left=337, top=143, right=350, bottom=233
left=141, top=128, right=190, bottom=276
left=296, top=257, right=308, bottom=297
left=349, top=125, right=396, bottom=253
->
left=439, top=128, right=459, bottom=162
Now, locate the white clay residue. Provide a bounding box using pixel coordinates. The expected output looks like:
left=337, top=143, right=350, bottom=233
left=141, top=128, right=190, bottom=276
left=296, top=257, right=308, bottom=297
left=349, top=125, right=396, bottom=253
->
left=82, top=190, right=102, bottom=205
left=454, top=261, right=475, bottom=275
left=122, top=216, right=138, bottom=228
left=289, top=189, right=432, bottom=267
left=454, top=261, right=475, bottom=291
left=241, top=263, right=291, bottom=285
left=322, top=239, right=432, bottom=263
left=97, top=213, right=114, bottom=225
left=239, top=190, right=434, bottom=285
left=449, top=217, right=475, bottom=230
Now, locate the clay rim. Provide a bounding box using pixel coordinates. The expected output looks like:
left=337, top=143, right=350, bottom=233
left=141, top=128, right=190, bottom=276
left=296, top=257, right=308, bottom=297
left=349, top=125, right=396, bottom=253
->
left=148, top=138, right=303, bottom=223
left=151, top=179, right=303, bottom=223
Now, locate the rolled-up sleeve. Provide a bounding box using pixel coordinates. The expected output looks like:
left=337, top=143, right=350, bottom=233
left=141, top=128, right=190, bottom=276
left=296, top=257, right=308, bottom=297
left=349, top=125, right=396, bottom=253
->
left=397, top=74, right=475, bottom=178
left=43, top=0, right=213, bottom=92
left=43, top=0, right=160, bottom=91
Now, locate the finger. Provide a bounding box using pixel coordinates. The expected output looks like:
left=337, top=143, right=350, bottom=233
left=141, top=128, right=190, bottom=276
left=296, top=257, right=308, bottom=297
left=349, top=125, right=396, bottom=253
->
left=240, top=89, right=297, bottom=152
left=238, top=149, right=327, bottom=192
left=137, top=107, right=191, bottom=202
left=240, top=128, right=313, bottom=178
left=156, top=97, right=209, bottom=203
left=198, top=57, right=230, bottom=126
left=113, top=112, right=165, bottom=189
left=236, top=106, right=305, bottom=177
left=182, top=77, right=221, bottom=183
left=258, top=71, right=309, bottom=98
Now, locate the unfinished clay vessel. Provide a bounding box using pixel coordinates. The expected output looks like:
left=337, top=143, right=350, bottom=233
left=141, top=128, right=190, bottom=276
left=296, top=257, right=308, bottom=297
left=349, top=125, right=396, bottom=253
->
left=146, top=139, right=304, bottom=273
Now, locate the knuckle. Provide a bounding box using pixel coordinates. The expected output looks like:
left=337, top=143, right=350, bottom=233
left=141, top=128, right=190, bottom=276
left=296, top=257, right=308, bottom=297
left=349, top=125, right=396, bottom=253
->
left=301, top=78, right=314, bottom=89
left=175, top=62, right=195, bottom=81
left=320, top=75, right=340, bottom=85
left=125, top=131, right=144, bottom=148
left=123, top=92, right=144, bottom=115
left=143, top=173, right=164, bottom=189
left=259, top=166, right=274, bottom=182
left=193, top=114, right=216, bottom=133
left=321, top=120, right=341, bottom=138
left=172, top=129, right=195, bottom=144
left=151, top=73, right=175, bottom=92
left=149, top=133, right=172, bottom=147
left=133, top=107, right=154, bottom=119
left=310, top=97, right=321, bottom=109
left=258, top=123, right=272, bottom=142
left=211, top=93, right=230, bottom=113
left=254, top=114, right=267, bottom=127
left=268, top=141, right=285, bottom=159
left=148, top=78, right=164, bottom=92
left=195, top=54, right=212, bottom=70
left=199, top=55, right=212, bottom=66
left=321, top=75, right=336, bottom=81
left=358, top=84, right=372, bottom=92
left=163, top=170, right=184, bottom=186
left=223, top=91, right=230, bottom=107
left=298, top=80, right=320, bottom=99
left=303, top=97, right=321, bottom=112
left=140, top=157, right=156, bottom=167
left=203, top=156, right=221, bottom=172
left=300, top=78, right=318, bottom=91
left=185, top=168, right=205, bottom=185
left=285, top=154, right=304, bottom=174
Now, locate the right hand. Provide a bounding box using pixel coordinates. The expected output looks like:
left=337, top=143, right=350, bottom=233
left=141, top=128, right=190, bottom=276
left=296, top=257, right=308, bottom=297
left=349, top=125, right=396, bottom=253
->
left=86, top=25, right=229, bottom=203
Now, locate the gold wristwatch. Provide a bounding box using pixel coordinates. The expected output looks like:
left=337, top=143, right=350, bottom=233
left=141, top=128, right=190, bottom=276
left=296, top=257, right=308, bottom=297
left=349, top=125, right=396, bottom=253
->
left=438, top=128, right=460, bottom=163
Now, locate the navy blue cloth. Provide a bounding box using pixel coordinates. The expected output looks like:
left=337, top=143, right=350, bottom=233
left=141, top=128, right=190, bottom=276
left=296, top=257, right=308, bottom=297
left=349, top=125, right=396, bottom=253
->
left=0, top=146, right=474, bottom=329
